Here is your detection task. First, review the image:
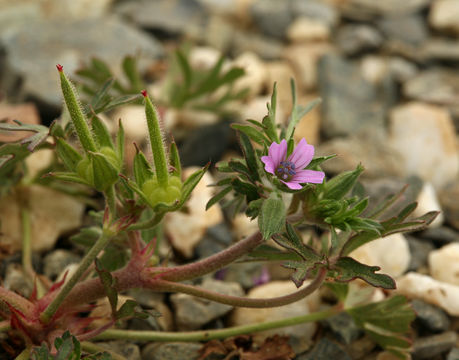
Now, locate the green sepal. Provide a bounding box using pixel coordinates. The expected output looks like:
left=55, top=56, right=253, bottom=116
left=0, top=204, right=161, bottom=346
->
left=258, top=193, right=285, bottom=240
left=91, top=115, right=114, bottom=149
left=89, top=151, right=119, bottom=191
left=306, top=154, right=336, bottom=170
left=55, top=138, right=83, bottom=171
left=169, top=141, right=182, bottom=177
left=133, top=151, right=154, bottom=188
left=116, top=119, right=125, bottom=166
left=323, top=164, right=364, bottom=200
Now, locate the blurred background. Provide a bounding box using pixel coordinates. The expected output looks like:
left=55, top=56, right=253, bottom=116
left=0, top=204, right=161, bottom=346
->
left=0, top=0, right=457, bottom=223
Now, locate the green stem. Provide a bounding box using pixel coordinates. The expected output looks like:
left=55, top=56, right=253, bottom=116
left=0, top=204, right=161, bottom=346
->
left=127, top=212, right=164, bottom=231
left=95, top=306, right=340, bottom=342
left=151, top=267, right=327, bottom=308
left=40, top=232, right=112, bottom=324
left=104, top=185, right=117, bottom=219
left=21, top=208, right=32, bottom=276
left=21, top=208, right=46, bottom=298
left=80, top=342, right=126, bottom=360
left=142, top=91, right=169, bottom=188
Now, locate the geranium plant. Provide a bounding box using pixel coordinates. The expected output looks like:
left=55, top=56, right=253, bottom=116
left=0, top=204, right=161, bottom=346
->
left=0, top=58, right=438, bottom=360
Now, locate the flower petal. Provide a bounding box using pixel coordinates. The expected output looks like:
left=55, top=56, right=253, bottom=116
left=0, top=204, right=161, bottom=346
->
left=292, top=169, right=325, bottom=184
left=268, top=139, right=287, bottom=169
left=288, top=138, right=314, bottom=169
left=281, top=180, right=303, bottom=190
left=261, top=156, right=275, bottom=175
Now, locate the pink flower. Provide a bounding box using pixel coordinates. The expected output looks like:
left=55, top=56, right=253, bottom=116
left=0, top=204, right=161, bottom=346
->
left=261, top=138, right=325, bottom=190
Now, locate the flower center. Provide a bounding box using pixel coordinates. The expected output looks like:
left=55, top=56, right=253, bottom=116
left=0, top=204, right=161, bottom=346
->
left=276, top=160, right=296, bottom=181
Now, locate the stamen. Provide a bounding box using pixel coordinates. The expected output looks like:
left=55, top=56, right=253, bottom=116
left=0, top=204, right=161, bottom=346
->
left=275, top=160, right=296, bottom=181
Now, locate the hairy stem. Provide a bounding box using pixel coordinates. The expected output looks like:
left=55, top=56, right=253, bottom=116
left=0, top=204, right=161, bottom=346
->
left=156, top=231, right=264, bottom=282
left=151, top=267, right=327, bottom=308
left=104, top=185, right=117, bottom=219
left=94, top=306, right=340, bottom=342
left=40, top=232, right=112, bottom=324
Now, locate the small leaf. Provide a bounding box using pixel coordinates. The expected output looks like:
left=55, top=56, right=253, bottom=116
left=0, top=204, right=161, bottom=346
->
left=179, top=163, right=209, bottom=207
left=122, top=55, right=143, bottom=92
left=238, top=131, right=260, bottom=182
left=262, top=83, right=279, bottom=143
left=231, top=124, right=269, bottom=145
left=258, top=194, right=285, bottom=240
left=324, top=164, right=364, bottom=200
left=206, top=186, right=232, bottom=210
left=247, top=244, right=302, bottom=262
left=116, top=119, right=125, bottom=164
left=103, top=94, right=142, bottom=112
left=347, top=295, right=415, bottom=359
left=333, top=257, right=395, bottom=289
left=232, top=178, right=259, bottom=202
left=306, top=154, right=336, bottom=169
left=91, top=115, right=114, bottom=149
left=91, top=77, right=114, bottom=111
left=133, top=151, right=153, bottom=188
left=169, top=141, right=181, bottom=177
left=89, top=151, right=119, bottom=191
left=282, top=260, right=321, bottom=288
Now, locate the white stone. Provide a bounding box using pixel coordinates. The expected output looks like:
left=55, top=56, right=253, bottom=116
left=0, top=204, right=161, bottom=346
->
left=429, top=243, right=459, bottom=286
left=230, top=52, right=267, bottom=98
left=0, top=185, right=85, bottom=252
left=164, top=168, right=223, bottom=258
left=396, top=272, right=459, bottom=316
left=232, top=213, right=259, bottom=240
left=25, top=148, right=54, bottom=178
left=265, top=61, right=297, bottom=111
left=111, top=105, right=148, bottom=143
left=292, top=95, right=322, bottom=146
left=283, top=43, right=333, bottom=91
left=230, top=281, right=320, bottom=345
left=350, top=233, right=411, bottom=278
left=429, top=0, right=459, bottom=35
left=287, top=17, right=330, bottom=43
left=389, top=102, right=458, bottom=189
left=413, top=182, right=444, bottom=228
left=189, top=46, right=221, bottom=70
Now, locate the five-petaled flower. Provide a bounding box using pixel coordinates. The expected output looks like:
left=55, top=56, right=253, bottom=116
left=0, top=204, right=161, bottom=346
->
left=261, top=138, right=325, bottom=190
